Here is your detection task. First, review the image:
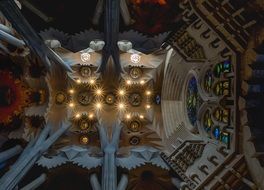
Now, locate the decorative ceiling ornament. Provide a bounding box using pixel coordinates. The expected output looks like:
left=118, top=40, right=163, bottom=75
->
left=0, top=71, right=30, bottom=125
left=77, top=90, right=93, bottom=106
left=129, top=120, right=142, bottom=132
left=79, top=66, right=92, bottom=78
left=80, top=52, right=91, bottom=62
left=130, top=67, right=143, bottom=79
left=130, top=53, right=141, bottom=64
left=55, top=92, right=67, bottom=105
left=116, top=147, right=169, bottom=170
left=129, top=93, right=142, bottom=107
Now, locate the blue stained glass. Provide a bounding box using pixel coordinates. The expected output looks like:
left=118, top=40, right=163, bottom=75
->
left=221, top=132, right=230, bottom=144
left=155, top=95, right=161, bottom=105
left=213, top=127, right=221, bottom=139
left=186, top=77, right=201, bottom=125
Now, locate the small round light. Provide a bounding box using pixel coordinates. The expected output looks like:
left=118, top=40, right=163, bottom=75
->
left=88, top=113, right=94, bottom=119
left=146, top=104, right=151, bottom=109
left=140, top=80, right=145, bottom=85
left=76, top=79, right=81, bottom=84
left=89, top=79, right=95, bottom=85
left=96, top=89, right=102, bottom=95
left=80, top=136, right=89, bottom=144
left=69, top=103, right=75, bottom=108
left=118, top=103, right=125, bottom=109
left=126, top=80, right=132, bottom=85
left=118, top=89, right=125, bottom=96
left=126, top=114, right=131, bottom=119
left=75, top=113, right=81, bottom=118
left=146, top=91, right=151, bottom=96
left=69, top=89, right=74, bottom=94
left=139, top=115, right=144, bottom=119
left=96, top=103, right=102, bottom=109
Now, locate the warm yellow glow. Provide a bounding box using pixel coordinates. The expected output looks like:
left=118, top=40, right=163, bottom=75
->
left=69, top=103, right=75, bottom=108
left=146, top=90, right=151, bottom=96
left=75, top=113, right=81, bottom=118
left=146, top=104, right=151, bottom=109
left=140, top=80, right=145, bottom=85
left=89, top=79, right=95, bottom=85
left=118, top=103, right=125, bottom=109
left=126, top=80, right=132, bottom=85
left=118, top=89, right=125, bottom=96
left=139, top=115, right=144, bottom=119
left=88, top=113, right=94, bottom=119
left=96, top=103, right=102, bottom=109
left=126, top=114, right=131, bottom=119
left=96, top=89, right=102, bottom=95
left=69, top=89, right=74, bottom=94
left=76, top=79, right=81, bottom=84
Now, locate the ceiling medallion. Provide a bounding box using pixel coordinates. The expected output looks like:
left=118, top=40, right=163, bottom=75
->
left=80, top=66, right=91, bottom=77
left=79, top=118, right=91, bottom=130
left=129, top=93, right=142, bottom=107
left=78, top=90, right=93, bottom=106
left=129, top=120, right=141, bottom=132
left=129, top=136, right=140, bottom=145
left=105, top=93, right=116, bottom=105
left=80, top=135, right=89, bottom=145
left=80, top=52, right=91, bottom=62
left=129, top=67, right=142, bottom=79
left=55, top=92, right=67, bottom=105
left=130, top=53, right=141, bottom=64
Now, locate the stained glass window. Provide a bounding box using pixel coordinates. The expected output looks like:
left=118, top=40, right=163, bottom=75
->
left=214, top=80, right=230, bottom=96
left=214, top=60, right=232, bottom=78
left=220, top=132, right=230, bottom=145
left=204, top=110, right=213, bottom=133
left=214, top=108, right=230, bottom=124
left=204, top=69, right=214, bottom=93
left=213, top=126, right=221, bottom=140
left=186, top=77, right=201, bottom=125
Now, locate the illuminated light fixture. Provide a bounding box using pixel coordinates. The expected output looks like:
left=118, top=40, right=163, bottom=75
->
left=76, top=79, right=81, bottom=84
left=146, top=104, right=151, bottom=109
left=146, top=90, right=151, bottom=96
left=89, top=79, right=95, bottom=85
left=118, top=89, right=125, bottom=96
left=126, top=80, right=132, bottom=85
left=126, top=114, right=131, bottom=119
left=96, top=103, right=102, bottom=109
left=139, top=115, right=144, bottom=119
left=80, top=52, right=91, bottom=62
left=69, top=103, right=75, bottom=108
left=95, top=89, right=102, bottom=96
left=118, top=103, right=125, bottom=109
left=75, top=113, right=81, bottom=118
left=88, top=113, right=94, bottom=119
left=69, top=89, right=75, bottom=94
left=140, top=80, right=145, bottom=85
left=80, top=136, right=89, bottom=144
left=130, top=53, right=141, bottom=64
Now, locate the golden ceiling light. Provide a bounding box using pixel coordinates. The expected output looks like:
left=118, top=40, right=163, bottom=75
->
left=69, top=102, right=75, bottom=108
left=146, top=104, right=151, bottom=109
left=118, top=103, right=125, bottom=109
left=89, top=79, right=95, bottom=85
left=126, top=80, right=132, bottom=85
left=96, top=102, right=102, bottom=109
left=95, top=89, right=102, bottom=96
left=126, top=113, right=131, bottom=120
left=68, top=89, right=75, bottom=94
left=118, top=89, right=125, bottom=96
left=88, top=113, right=94, bottom=119
left=139, top=114, right=144, bottom=119
left=146, top=90, right=151, bottom=96
left=75, top=113, right=81, bottom=119
left=140, top=80, right=145, bottom=85
left=76, top=79, right=81, bottom=84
